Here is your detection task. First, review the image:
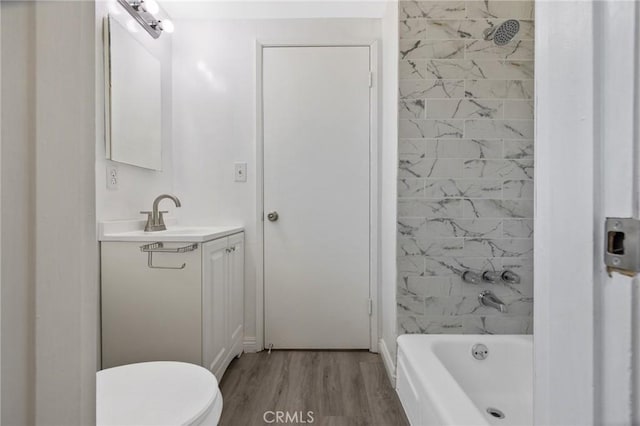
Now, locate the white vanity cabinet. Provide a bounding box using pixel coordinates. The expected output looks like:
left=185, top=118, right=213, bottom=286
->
left=201, top=233, right=245, bottom=378
left=100, top=231, right=244, bottom=381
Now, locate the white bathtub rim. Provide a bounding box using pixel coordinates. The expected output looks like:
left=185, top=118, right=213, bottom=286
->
left=397, top=334, right=533, bottom=426
left=398, top=334, right=487, bottom=425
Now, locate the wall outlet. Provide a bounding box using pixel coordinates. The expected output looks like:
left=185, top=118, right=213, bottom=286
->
left=234, top=162, right=247, bottom=182
left=107, top=166, right=118, bottom=190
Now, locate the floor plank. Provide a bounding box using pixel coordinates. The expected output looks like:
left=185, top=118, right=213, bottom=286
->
left=219, top=351, right=409, bottom=426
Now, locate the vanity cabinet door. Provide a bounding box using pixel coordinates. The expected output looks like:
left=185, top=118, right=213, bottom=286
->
left=101, top=242, right=202, bottom=369
left=228, top=233, right=245, bottom=357
left=202, top=238, right=229, bottom=379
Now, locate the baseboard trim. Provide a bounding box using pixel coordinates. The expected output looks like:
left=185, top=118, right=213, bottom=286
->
left=243, top=337, right=259, bottom=353
left=379, top=338, right=396, bottom=388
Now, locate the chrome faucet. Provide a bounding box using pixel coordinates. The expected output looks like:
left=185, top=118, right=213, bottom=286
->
left=478, top=290, right=508, bottom=313
left=141, top=194, right=182, bottom=232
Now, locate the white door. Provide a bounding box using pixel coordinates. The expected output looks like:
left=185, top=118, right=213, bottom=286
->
left=263, top=46, right=371, bottom=349
left=202, top=238, right=228, bottom=378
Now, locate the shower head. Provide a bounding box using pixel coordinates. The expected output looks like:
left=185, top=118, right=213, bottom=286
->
left=483, top=19, right=520, bottom=46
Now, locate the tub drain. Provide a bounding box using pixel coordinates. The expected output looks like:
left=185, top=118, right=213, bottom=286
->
left=486, top=408, right=505, bottom=419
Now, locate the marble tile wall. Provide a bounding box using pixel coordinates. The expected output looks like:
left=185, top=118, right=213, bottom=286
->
left=397, top=0, right=534, bottom=335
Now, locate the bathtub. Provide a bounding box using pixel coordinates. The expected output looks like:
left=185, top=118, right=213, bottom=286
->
left=396, top=334, right=532, bottom=426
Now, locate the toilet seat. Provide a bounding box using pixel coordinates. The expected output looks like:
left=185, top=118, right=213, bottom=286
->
left=97, top=361, right=223, bottom=426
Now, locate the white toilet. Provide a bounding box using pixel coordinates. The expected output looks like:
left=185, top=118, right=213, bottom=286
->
left=97, top=361, right=223, bottom=426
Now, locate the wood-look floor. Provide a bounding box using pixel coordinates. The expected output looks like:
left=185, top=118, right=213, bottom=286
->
left=219, top=350, right=409, bottom=426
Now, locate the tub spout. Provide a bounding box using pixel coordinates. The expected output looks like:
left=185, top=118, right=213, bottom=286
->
left=478, top=290, right=507, bottom=313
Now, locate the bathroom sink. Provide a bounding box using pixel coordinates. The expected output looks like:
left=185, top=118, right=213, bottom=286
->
left=159, top=228, right=217, bottom=235
left=99, top=222, right=243, bottom=243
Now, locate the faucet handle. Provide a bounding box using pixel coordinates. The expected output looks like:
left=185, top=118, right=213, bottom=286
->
left=481, top=270, right=501, bottom=283
left=140, top=211, right=153, bottom=232
left=462, top=271, right=483, bottom=284
left=501, top=270, right=521, bottom=284
left=157, top=211, right=169, bottom=228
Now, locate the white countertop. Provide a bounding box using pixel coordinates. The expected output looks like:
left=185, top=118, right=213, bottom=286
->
left=99, top=220, right=244, bottom=243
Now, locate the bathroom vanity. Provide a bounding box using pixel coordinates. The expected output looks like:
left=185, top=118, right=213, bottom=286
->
left=99, top=223, right=244, bottom=381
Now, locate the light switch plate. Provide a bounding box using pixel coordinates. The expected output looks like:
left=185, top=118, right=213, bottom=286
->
left=234, top=162, right=247, bottom=182
left=107, top=166, right=118, bottom=190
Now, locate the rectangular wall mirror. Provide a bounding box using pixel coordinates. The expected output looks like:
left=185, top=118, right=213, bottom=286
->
left=104, top=16, right=162, bottom=171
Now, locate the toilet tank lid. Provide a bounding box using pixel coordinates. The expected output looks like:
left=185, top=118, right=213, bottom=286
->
left=97, top=361, right=220, bottom=426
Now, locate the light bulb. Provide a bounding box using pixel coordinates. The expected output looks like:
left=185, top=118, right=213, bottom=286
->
left=142, top=0, right=159, bottom=14
left=160, top=19, right=174, bottom=33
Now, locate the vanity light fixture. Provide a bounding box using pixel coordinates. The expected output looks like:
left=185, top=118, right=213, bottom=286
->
left=116, top=0, right=174, bottom=39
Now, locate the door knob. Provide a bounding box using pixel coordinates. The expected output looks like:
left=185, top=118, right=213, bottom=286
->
left=267, top=211, right=279, bottom=222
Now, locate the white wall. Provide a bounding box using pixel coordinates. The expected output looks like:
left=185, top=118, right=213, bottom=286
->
left=379, top=0, right=399, bottom=380
left=163, top=1, right=388, bottom=20
left=171, top=18, right=383, bottom=345
left=95, top=0, right=175, bottom=222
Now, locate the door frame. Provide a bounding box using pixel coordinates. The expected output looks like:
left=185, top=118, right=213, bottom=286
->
left=255, top=40, right=380, bottom=352
left=535, top=1, right=639, bottom=423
